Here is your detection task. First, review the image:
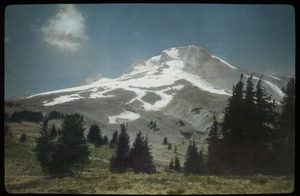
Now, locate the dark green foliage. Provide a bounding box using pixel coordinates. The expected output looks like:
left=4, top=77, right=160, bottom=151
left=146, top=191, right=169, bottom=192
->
left=276, top=78, right=295, bottom=174
left=49, top=114, right=90, bottom=174
left=206, top=114, right=223, bottom=175
left=109, top=130, right=118, bottom=148
left=218, top=74, right=282, bottom=175
left=174, top=156, right=181, bottom=172
left=10, top=110, right=43, bottom=122
left=87, top=124, right=102, bottom=145
left=103, top=135, right=108, bottom=145
left=110, top=124, right=131, bottom=172
left=163, top=137, right=168, bottom=145
left=35, top=120, right=54, bottom=173
left=47, top=110, right=64, bottom=120
left=129, top=132, right=156, bottom=174
left=49, top=124, right=57, bottom=140
left=19, top=133, right=27, bottom=142
left=35, top=114, right=90, bottom=175
left=183, top=140, right=205, bottom=175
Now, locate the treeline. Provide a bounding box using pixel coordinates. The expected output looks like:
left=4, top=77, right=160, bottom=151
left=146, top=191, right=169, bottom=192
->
left=5, top=110, right=65, bottom=123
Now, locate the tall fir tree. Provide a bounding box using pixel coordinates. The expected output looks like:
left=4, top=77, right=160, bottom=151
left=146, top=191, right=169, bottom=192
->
left=35, top=119, right=54, bottom=174
left=174, top=156, right=181, bottom=172
left=169, top=158, right=174, bottom=171
left=111, top=124, right=131, bottom=172
left=109, top=130, right=118, bottom=148
left=277, top=78, right=295, bottom=174
left=49, top=114, right=90, bottom=174
left=183, top=140, right=201, bottom=174
left=87, top=124, right=102, bottom=144
left=221, top=74, right=248, bottom=174
left=206, top=114, right=223, bottom=174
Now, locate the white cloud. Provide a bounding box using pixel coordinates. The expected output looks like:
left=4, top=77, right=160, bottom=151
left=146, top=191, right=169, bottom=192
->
left=41, top=4, right=87, bottom=52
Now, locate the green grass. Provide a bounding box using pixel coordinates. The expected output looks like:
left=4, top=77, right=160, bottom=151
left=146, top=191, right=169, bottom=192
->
left=5, top=135, right=43, bottom=176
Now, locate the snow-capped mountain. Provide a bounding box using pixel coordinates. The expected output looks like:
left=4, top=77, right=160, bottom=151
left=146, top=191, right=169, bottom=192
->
left=6, top=45, right=291, bottom=165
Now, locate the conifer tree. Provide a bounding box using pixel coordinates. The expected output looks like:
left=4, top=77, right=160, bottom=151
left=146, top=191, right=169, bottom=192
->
left=221, top=74, right=247, bottom=174
left=206, top=114, right=223, bottom=174
left=169, top=158, right=174, bottom=171
left=163, top=137, right=168, bottom=145
left=277, top=78, right=295, bottom=174
left=111, top=124, right=131, bottom=172
left=35, top=119, right=54, bottom=173
left=103, top=135, right=109, bottom=145
left=174, top=156, right=181, bottom=172
left=130, top=132, right=156, bottom=174
left=183, top=140, right=198, bottom=174
left=49, top=114, right=90, bottom=174
left=87, top=124, right=102, bottom=144
left=109, top=130, right=118, bottom=148
left=49, top=124, right=57, bottom=140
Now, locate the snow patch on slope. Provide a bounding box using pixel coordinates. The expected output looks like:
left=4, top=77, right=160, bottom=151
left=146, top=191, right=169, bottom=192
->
left=108, top=111, right=141, bottom=124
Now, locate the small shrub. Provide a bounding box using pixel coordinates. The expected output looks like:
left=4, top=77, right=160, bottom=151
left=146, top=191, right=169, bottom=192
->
left=19, top=133, right=27, bottom=142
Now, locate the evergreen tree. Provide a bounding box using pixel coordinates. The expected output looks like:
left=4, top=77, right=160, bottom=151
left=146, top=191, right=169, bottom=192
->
left=87, top=124, right=102, bottom=144
left=206, top=114, right=223, bottom=174
left=103, top=135, right=109, bottom=145
left=277, top=78, right=295, bottom=174
left=130, top=132, right=156, bottom=174
left=109, top=130, right=118, bottom=148
left=111, top=124, right=131, bottom=172
left=169, top=158, right=174, bottom=171
left=174, top=156, right=181, bottom=172
left=49, top=114, right=90, bottom=174
left=49, top=124, right=57, bottom=140
left=163, top=137, right=168, bottom=145
left=19, top=133, right=27, bottom=142
left=183, top=140, right=199, bottom=174
left=168, top=143, right=172, bottom=150
left=221, top=74, right=247, bottom=174
left=196, top=148, right=206, bottom=175
left=35, top=119, right=54, bottom=174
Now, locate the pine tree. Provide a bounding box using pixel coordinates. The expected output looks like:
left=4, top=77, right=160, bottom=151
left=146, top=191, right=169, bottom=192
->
left=111, top=124, right=131, bottom=173
left=49, top=124, right=57, bottom=140
left=168, top=143, right=172, bottom=150
left=183, top=140, right=198, bottom=174
left=130, top=132, right=156, bottom=174
left=169, top=158, right=174, bottom=171
left=206, top=114, right=223, bottom=174
left=49, top=114, right=90, bottom=174
left=35, top=119, right=54, bottom=174
left=109, top=130, right=118, bottom=148
left=103, top=135, right=109, bottom=145
left=163, top=137, right=168, bottom=145
left=221, top=74, right=247, bottom=174
left=87, top=124, right=102, bottom=144
left=174, top=156, right=181, bottom=172
left=277, top=78, right=295, bottom=174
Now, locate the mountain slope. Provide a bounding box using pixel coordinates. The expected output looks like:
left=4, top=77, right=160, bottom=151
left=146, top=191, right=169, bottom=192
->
left=5, top=45, right=290, bottom=165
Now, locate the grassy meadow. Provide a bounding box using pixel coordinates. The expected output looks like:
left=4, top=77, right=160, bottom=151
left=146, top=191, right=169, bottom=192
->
left=4, top=122, right=294, bottom=194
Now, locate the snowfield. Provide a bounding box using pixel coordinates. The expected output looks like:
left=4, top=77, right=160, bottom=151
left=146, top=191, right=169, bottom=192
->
left=108, top=111, right=141, bottom=124
left=27, top=46, right=284, bottom=115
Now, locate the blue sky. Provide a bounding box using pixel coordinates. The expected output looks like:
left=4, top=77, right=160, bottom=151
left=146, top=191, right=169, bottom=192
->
left=4, top=4, right=295, bottom=99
